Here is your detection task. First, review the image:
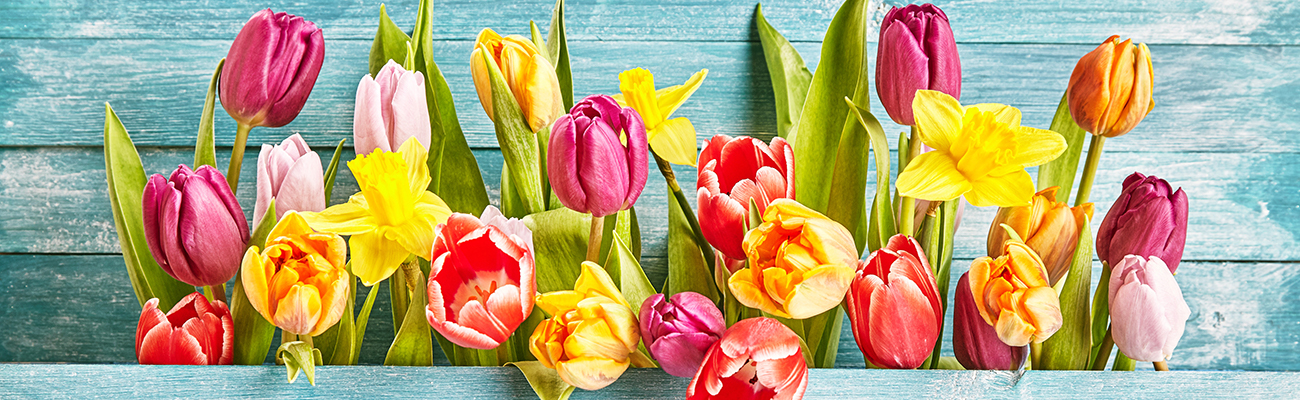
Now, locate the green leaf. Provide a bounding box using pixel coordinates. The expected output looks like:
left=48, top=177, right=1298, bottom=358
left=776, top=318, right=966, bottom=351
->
left=755, top=4, right=813, bottom=139
left=322, top=139, right=346, bottom=205
left=368, top=4, right=411, bottom=76
left=934, top=357, right=966, bottom=370
left=1036, top=92, right=1089, bottom=203
left=194, top=58, right=223, bottom=169
left=1088, top=264, right=1113, bottom=367
left=351, top=277, right=381, bottom=365
left=277, top=341, right=322, bottom=385
left=247, top=199, right=277, bottom=250
left=801, top=306, right=844, bottom=368
left=384, top=262, right=434, bottom=366
left=603, top=234, right=657, bottom=314
left=828, top=98, right=875, bottom=256
left=530, top=21, right=549, bottom=61
left=523, top=208, right=591, bottom=293
left=545, top=0, right=573, bottom=111
left=1112, top=353, right=1135, bottom=371
left=389, top=259, right=411, bottom=336
left=103, top=103, right=195, bottom=310
left=1039, top=216, right=1094, bottom=370
left=788, top=0, right=869, bottom=214
left=665, top=189, right=718, bottom=302
left=510, top=361, right=576, bottom=400
left=858, top=105, right=896, bottom=253
left=426, top=59, right=490, bottom=215
left=230, top=274, right=276, bottom=365
left=481, top=49, right=547, bottom=215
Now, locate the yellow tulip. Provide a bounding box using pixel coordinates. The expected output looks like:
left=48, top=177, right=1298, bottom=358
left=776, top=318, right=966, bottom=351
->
left=730, top=199, right=857, bottom=319
left=896, top=90, right=1067, bottom=208
left=529, top=262, right=640, bottom=391
left=614, top=68, right=708, bottom=166
left=241, top=211, right=350, bottom=336
left=300, top=138, right=451, bottom=286
left=968, top=241, right=1063, bottom=346
left=470, top=28, right=564, bottom=133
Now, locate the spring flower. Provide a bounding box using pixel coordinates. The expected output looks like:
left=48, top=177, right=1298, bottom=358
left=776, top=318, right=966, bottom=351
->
left=136, top=293, right=233, bottom=365
left=639, top=292, right=726, bottom=377
left=470, top=28, right=564, bottom=133
left=876, top=3, right=961, bottom=126
left=952, top=272, right=1026, bottom=370
left=1067, top=35, right=1154, bottom=138
left=1109, top=255, right=1190, bottom=362
left=300, top=138, right=451, bottom=286
left=686, top=317, right=809, bottom=400
left=968, top=241, right=1063, bottom=346
left=143, top=164, right=249, bottom=287
left=845, top=235, right=942, bottom=369
left=426, top=206, right=535, bottom=350
left=730, top=199, right=856, bottom=320
left=1097, top=172, right=1188, bottom=273
left=696, top=135, right=795, bottom=262
left=255, top=134, right=325, bottom=227
left=529, top=262, right=640, bottom=390
left=616, top=68, right=708, bottom=166
left=547, top=94, right=649, bottom=217
left=220, top=9, right=324, bottom=128
left=240, top=212, right=349, bottom=336
left=987, top=186, right=1094, bottom=285
left=896, top=90, right=1066, bottom=208
left=354, top=60, right=432, bottom=155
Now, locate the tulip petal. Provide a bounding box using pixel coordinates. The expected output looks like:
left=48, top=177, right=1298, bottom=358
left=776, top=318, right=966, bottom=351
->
left=1019, top=286, right=1063, bottom=342
left=390, top=71, right=433, bottom=152
left=896, top=151, right=972, bottom=202
left=557, top=357, right=629, bottom=391
left=651, top=333, right=717, bottom=377
left=273, top=151, right=326, bottom=221
left=964, top=169, right=1035, bottom=208
left=274, top=284, right=323, bottom=336
left=177, top=176, right=245, bottom=286
left=911, top=90, right=963, bottom=151
left=784, top=264, right=855, bottom=319
left=1110, top=279, right=1170, bottom=361
left=353, top=75, right=391, bottom=155
left=729, top=268, right=787, bottom=318
left=649, top=118, right=699, bottom=167
left=697, top=189, right=748, bottom=260
left=621, top=107, right=650, bottom=210
left=349, top=230, right=411, bottom=286
left=548, top=115, right=588, bottom=212
left=876, top=20, right=928, bottom=126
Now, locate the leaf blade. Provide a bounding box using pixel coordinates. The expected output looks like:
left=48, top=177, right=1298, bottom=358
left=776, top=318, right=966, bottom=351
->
left=755, top=4, right=813, bottom=139
left=1036, top=92, right=1089, bottom=203
left=194, top=58, right=223, bottom=169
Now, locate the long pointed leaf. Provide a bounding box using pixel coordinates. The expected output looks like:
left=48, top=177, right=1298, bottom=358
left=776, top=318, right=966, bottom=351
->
left=351, top=278, right=381, bottom=365
left=322, top=139, right=345, bottom=204
left=232, top=199, right=277, bottom=365
left=481, top=49, right=546, bottom=214
left=523, top=208, right=590, bottom=293
left=1040, top=216, right=1094, bottom=370
left=194, top=58, right=223, bottom=169
left=368, top=4, right=411, bottom=75
left=604, top=235, right=657, bottom=315
left=511, top=361, right=576, bottom=400
left=1037, top=92, right=1089, bottom=202
left=546, top=0, right=573, bottom=111
left=828, top=98, right=873, bottom=256
left=384, top=263, right=434, bottom=366
left=665, top=188, right=718, bottom=301
left=755, top=4, right=812, bottom=138
left=853, top=103, right=896, bottom=252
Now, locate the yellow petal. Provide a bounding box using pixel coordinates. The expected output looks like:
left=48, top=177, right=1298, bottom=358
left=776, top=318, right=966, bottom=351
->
left=557, top=357, right=629, bottom=391
left=398, top=138, right=432, bottom=196
left=1008, top=127, right=1068, bottom=168
left=240, top=247, right=274, bottom=323
left=1021, top=286, right=1063, bottom=342
left=470, top=46, right=494, bottom=120
left=268, top=211, right=313, bottom=243
left=968, top=103, right=1022, bottom=127
left=618, top=68, right=663, bottom=127
left=275, top=284, right=322, bottom=336
left=728, top=268, right=788, bottom=318
left=911, top=90, right=963, bottom=152
left=308, top=272, right=351, bottom=336
left=785, top=263, right=855, bottom=319
left=648, top=118, right=699, bottom=166
left=655, top=69, right=708, bottom=118
left=896, top=151, right=973, bottom=201
left=536, top=291, right=584, bottom=316
left=573, top=262, right=629, bottom=308
left=299, top=197, right=376, bottom=236
left=994, top=308, right=1035, bottom=347
left=387, top=192, right=451, bottom=260
left=965, top=169, right=1035, bottom=208
left=348, top=230, right=411, bottom=286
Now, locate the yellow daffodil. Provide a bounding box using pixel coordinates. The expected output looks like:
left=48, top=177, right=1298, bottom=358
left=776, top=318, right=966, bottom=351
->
left=529, top=262, right=640, bottom=391
left=614, top=68, right=707, bottom=166
left=897, top=90, right=1067, bottom=208
left=300, top=138, right=451, bottom=286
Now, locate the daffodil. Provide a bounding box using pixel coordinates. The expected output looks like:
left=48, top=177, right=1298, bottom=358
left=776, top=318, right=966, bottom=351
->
left=897, top=90, right=1066, bottom=208
left=300, top=138, right=451, bottom=286
left=614, top=68, right=707, bottom=166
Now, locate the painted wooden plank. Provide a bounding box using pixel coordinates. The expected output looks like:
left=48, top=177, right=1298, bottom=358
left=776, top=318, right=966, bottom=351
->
left=2, top=39, right=1297, bottom=153
left=2, top=0, right=1297, bottom=46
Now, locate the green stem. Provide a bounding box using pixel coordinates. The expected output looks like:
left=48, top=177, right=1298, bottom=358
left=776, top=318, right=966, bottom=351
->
left=898, top=127, right=921, bottom=237
left=652, top=151, right=715, bottom=273
left=205, top=284, right=227, bottom=304
left=1091, top=328, right=1115, bottom=370
left=227, top=123, right=253, bottom=190
left=1073, top=134, right=1106, bottom=206
left=586, top=214, right=605, bottom=263
left=1030, top=342, right=1043, bottom=370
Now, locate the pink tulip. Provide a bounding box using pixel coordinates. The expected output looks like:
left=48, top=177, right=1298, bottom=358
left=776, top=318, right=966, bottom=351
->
left=1097, top=172, right=1188, bottom=273
left=220, top=9, right=324, bottom=128
left=845, top=235, right=941, bottom=369
left=1109, top=255, right=1191, bottom=362
left=547, top=94, right=648, bottom=217
left=687, top=317, right=808, bottom=400
left=952, top=272, right=1027, bottom=370
left=639, top=292, right=726, bottom=377
left=143, top=165, right=250, bottom=287
left=696, top=135, right=795, bottom=261
left=254, top=134, right=325, bottom=227
left=426, top=206, right=535, bottom=350
left=136, top=293, right=233, bottom=365
left=875, top=3, right=961, bottom=126
left=354, top=60, right=432, bottom=155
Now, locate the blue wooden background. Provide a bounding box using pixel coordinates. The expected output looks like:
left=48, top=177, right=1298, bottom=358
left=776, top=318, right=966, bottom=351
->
left=2, top=0, right=1299, bottom=396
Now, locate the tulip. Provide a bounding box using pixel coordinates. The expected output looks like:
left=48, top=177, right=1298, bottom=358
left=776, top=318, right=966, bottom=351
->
left=1067, top=35, right=1154, bottom=138
left=530, top=262, right=640, bottom=390
left=136, top=293, right=233, bottom=365
left=1097, top=172, right=1188, bottom=273
left=1109, top=255, right=1190, bottom=362
left=427, top=206, right=535, bottom=350
left=255, top=134, right=326, bottom=227
left=240, top=211, right=349, bottom=336
left=639, top=292, right=726, bottom=377
left=968, top=241, right=1063, bottom=346
left=696, top=135, right=795, bottom=261
left=220, top=9, right=324, bottom=129
left=987, top=187, right=1094, bottom=285
left=354, top=60, right=432, bottom=156
left=547, top=94, right=649, bottom=217
left=952, top=273, right=1027, bottom=370
left=730, top=199, right=856, bottom=320
left=470, top=28, right=564, bottom=133
left=845, top=234, right=941, bottom=369
left=875, top=3, right=961, bottom=126
left=686, top=317, right=808, bottom=400
left=143, top=164, right=250, bottom=287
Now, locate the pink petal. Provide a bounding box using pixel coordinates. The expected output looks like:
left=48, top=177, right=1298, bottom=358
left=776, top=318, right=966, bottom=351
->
left=577, top=119, right=629, bottom=217
left=547, top=115, right=587, bottom=212
left=353, top=75, right=390, bottom=155
left=389, top=69, right=432, bottom=151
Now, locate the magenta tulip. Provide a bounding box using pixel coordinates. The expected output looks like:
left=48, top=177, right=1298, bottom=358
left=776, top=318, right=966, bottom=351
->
left=1097, top=172, right=1188, bottom=272
left=143, top=165, right=250, bottom=287
left=254, top=133, right=325, bottom=227
left=952, top=272, right=1027, bottom=370
left=845, top=235, right=941, bottom=369
left=136, top=293, right=233, bottom=365
left=696, top=135, right=795, bottom=262
left=220, top=9, right=324, bottom=128
left=639, top=292, right=726, bottom=377
left=547, top=94, right=648, bottom=217
left=1109, top=255, right=1190, bottom=362
left=354, top=60, right=432, bottom=155
left=875, top=3, right=961, bottom=126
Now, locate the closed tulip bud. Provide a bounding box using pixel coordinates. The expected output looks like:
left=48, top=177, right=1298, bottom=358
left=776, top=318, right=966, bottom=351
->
left=470, top=28, right=564, bottom=133
left=354, top=60, right=432, bottom=156
left=427, top=206, right=535, bottom=350
left=1097, top=172, right=1188, bottom=273
left=731, top=199, right=856, bottom=320
left=136, top=293, right=233, bottom=365
left=143, top=165, right=250, bottom=287
left=987, top=187, right=1094, bottom=285
left=686, top=317, right=809, bottom=400
left=241, top=212, right=349, bottom=336
left=845, top=235, right=941, bottom=369
left=952, top=273, right=1027, bottom=370
left=875, top=4, right=961, bottom=126
left=255, top=134, right=325, bottom=227
left=1109, top=255, right=1190, bottom=362
left=530, top=262, right=640, bottom=391
left=547, top=94, right=649, bottom=217
left=220, top=9, right=324, bottom=128
left=968, top=241, right=1063, bottom=347
left=696, top=135, right=795, bottom=262
left=639, top=292, right=726, bottom=377
left=1067, top=35, right=1154, bottom=138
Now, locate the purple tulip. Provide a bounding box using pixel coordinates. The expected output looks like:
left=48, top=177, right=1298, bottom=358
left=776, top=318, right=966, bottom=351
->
left=547, top=94, right=648, bottom=217
left=254, top=134, right=325, bottom=227
left=354, top=60, right=431, bottom=155
left=638, top=292, right=725, bottom=378
left=875, top=3, right=961, bottom=126
left=143, top=165, right=250, bottom=287
left=1097, top=172, right=1188, bottom=273
left=952, top=273, right=1027, bottom=370
left=220, top=9, right=324, bottom=128
left=1109, top=255, right=1190, bottom=362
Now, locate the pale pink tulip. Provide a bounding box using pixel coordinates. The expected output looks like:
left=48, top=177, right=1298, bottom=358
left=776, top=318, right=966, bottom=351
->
left=354, top=60, right=431, bottom=155
left=254, top=134, right=325, bottom=227
left=1109, top=255, right=1190, bottom=362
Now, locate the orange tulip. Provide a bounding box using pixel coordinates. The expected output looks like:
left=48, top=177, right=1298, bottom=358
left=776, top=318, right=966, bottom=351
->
left=986, top=187, right=1093, bottom=285
left=730, top=199, right=857, bottom=319
left=1067, top=35, right=1154, bottom=138
left=470, top=28, right=564, bottom=133
left=968, top=241, right=1062, bottom=347
left=241, top=211, right=350, bottom=336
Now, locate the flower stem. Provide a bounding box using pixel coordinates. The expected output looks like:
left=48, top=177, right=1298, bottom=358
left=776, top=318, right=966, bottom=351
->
left=586, top=214, right=605, bottom=263
left=630, top=348, right=657, bottom=368
left=1073, top=134, right=1106, bottom=206
left=652, top=151, right=715, bottom=273
left=898, top=127, right=921, bottom=237
left=1154, top=361, right=1170, bottom=371
left=226, top=123, right=253, bottom=190
left=205, top=284, right=227, bottom=304
left=1091, top=327, right=1115, bottom=370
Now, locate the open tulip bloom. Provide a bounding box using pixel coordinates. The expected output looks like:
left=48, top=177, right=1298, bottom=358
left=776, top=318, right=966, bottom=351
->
left=687, top=317, right=809, bottom=400
left=241, top=212, right=350, bottom=337
left=697, top=135, right=795, bottom=262
left=731, top=199, right=856, bottom=320
left=530, top=262, right=642, bottom=391
left=136, top=293, right=233, bottom=365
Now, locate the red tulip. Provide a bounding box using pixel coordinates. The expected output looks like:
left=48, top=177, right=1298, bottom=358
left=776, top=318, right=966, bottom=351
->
left=135, top=293, right=233, bottom=365
left=220, top=9, right=324, bottom=128
left=696, top=135, right=795, bottom=261
left=845, top=234, right=941, bottom=369
left=687, top=317, right=808, bottom=400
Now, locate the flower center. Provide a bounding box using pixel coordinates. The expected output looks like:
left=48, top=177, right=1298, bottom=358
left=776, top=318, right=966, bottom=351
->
left=348, top=149, right=415, bottom=225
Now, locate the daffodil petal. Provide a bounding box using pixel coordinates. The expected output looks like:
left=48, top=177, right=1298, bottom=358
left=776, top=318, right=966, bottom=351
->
left=896, top=151, right=972, bottom=202
left=965, top=169, right=1035, bottom=208
left=967, top=103, right=1021, bottom=127
left=299, top=198, right=376, bottom=236
left=656, top=69, right=708, bottom=118
left=649, top=118, right=699, bottom=166
left=1009, top=127, right=1068, bottom=168
left=911, top=90, right=963, bottom=151
left=349, top=230, right=411, bottom=286
left=398, top=137, right=432, bottom=196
